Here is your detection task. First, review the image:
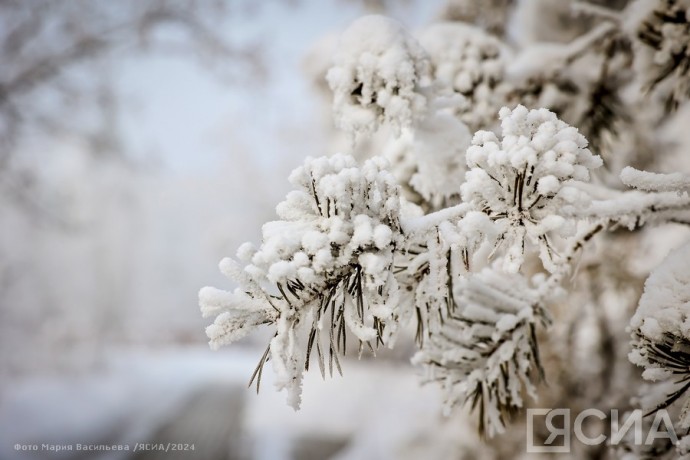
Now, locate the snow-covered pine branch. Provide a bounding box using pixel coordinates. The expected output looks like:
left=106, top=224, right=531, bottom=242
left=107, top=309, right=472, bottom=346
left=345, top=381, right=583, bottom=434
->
left=412, top=266, right=549, bottom=437
left=200, top=9, right=690, bottom=449
left=630, top=241, right=690, bottom=431
left=200, top=154, right=404, bottom=408
left=565, top=189, right=690, bottom=228
left=327, top=15, right=432, bottom=139
left=416, top=22, right=512, bottom=132
left=383, top=95, right=473, bottom=209
left=627, top=0, right=690, bottom=110
left=460, top=105, right=603, bottom=273
left=199, top=104, right=607, bottom=427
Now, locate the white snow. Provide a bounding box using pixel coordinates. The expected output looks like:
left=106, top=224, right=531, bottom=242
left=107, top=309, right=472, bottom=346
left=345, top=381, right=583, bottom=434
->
left=621, top=166, right=690, bottom=193
left=327, top=15, right=431, bottom=138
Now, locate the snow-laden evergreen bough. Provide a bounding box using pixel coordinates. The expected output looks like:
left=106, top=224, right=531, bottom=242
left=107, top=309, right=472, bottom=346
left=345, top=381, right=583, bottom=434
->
left=327, top=15, right=432, bottom=138
left=417, top=22, right=511, bottom=131
left=199, top=104, right=606, bottom=432
left=201, top=9, right=690, bottom=450
left=201, top=154, right=403, bottom=408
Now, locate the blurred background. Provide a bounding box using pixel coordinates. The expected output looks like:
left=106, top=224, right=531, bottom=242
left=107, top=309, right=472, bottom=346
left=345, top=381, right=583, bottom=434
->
left=0, top=1, right=451, bottom=459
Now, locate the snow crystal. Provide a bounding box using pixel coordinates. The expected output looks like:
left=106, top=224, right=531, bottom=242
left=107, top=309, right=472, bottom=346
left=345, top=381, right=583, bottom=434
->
left=373, top=224, right=393, bottom=249
left=205, top=310, right=269, bottom=351
left=537, top=175, right=560, bottom=195
left=302, top=230, right=328, bottom=254
left=236, top=242, right=256, bottom=263
left=641, top=367, right=672, bottom=382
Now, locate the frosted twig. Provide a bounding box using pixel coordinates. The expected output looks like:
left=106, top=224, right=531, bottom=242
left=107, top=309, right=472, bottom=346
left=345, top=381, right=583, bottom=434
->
left=401, top=202, right=472, bottom=236
left=538, top=222, right=605, bottom=298
left=563, top=191, right=690, bottom=228
left=571, top=2, right=622, bottom=23
left=620, top=166, right=690, bottom=193
left=562, top=22, right=617, bottom=65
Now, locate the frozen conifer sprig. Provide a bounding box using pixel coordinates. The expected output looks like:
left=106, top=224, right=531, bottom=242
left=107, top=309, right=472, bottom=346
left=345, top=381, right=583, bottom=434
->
left=327, top=15, right=432, bottom=139
left=632, top=0, right=690, bottom=110
left=192, top=7, right=690, bottom=459
left=630, top=242, right=690, bottom=430
left=412, top=267, right=549, bottom=438
left=199, top=101, right=690, bottom=442
left=199, top=107, right=608, bottom=424
left=460, top=105, right=603, bottom=273
left=199, top=153, right=404, bottom=408
left=417, top=22, right=511, bottom=132
left=568, top=188, right=690, bottom=229
left=396, top=210, right=496, bottom=348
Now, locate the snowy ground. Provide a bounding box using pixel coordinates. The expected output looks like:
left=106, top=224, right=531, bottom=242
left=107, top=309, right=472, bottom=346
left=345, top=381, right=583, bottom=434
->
left=0, top=347, right=444, bottom=460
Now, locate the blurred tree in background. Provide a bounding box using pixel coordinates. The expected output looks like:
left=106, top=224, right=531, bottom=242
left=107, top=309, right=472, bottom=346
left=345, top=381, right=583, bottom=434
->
left=0, top=0, right=272, bottom=378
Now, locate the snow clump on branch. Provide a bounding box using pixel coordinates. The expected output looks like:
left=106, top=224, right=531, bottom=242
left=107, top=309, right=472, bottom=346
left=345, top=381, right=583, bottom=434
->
left=413, top=266, right=548, bottom=437
left=417, top=22, right=511, bottom=131
left=629, top=241, right=690, bottom=429
left=460, top=105, right=603, bottom=273
left=327, top=15, right=432, bottom=138
left=628, top=0, right=690, bottom=109
left=200, top=153, right=404, bottom=408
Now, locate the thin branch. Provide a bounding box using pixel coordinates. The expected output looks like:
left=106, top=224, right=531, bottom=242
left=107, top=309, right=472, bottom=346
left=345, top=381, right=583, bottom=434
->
left=401, top=203, right=472, bottom=236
